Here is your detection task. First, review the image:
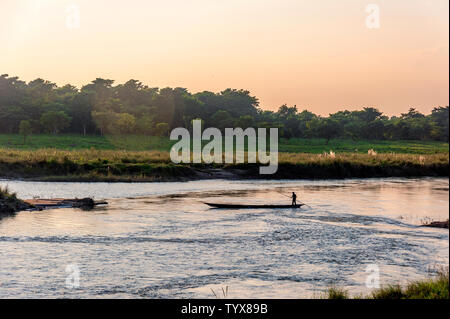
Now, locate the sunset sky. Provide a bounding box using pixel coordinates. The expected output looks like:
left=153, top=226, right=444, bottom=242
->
left=0, top=0, right=448, bottom=115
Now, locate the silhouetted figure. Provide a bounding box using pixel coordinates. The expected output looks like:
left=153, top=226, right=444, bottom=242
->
left=291, top=192, right=297, bottom=206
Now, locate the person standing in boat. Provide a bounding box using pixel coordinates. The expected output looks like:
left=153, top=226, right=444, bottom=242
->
left=291, top=192, right=297, bottom=206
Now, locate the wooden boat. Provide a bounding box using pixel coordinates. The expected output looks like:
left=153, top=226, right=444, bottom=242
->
left=205, top=203, right=304, bottom=209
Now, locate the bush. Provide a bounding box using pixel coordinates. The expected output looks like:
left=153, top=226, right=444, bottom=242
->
left=372, top=268, right=449, bottom=299
left=0, top=186, right=31, bottom=215
left=324, top=268, right=449, bottom=299
left=325, top=287, right=350, bottom=299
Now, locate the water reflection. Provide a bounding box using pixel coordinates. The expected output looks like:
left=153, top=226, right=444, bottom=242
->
left=0, top=178, right=448, bottom=298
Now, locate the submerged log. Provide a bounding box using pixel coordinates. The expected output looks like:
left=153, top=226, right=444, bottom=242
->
left=422, top=220, right=449, bottom=229
left=24, top=198, right=108, bottom=210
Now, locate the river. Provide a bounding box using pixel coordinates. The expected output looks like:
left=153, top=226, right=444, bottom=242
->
left=0, top=178, right=448, bottom=298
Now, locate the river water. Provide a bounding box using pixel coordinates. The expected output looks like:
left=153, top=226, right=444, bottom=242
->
left=0, top=178, right=448, bottom=299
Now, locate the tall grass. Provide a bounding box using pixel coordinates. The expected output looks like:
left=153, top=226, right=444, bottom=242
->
left=371, top=267, right=449, bottom=299
left=0, top=185, right=28, bottom=215
left=324, top=287, right=350, bottom=299
left=277, top=152, right=449, bottom=166
left=0, top=148, right=447, bottom=166
left=323, top=268, right=449, bottom=299
left=0, top=185, right=16, bottom=199
left=0, top=148, right=171, bottom=164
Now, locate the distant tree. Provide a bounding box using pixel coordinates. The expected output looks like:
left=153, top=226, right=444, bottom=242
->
left=277, top=104, right=298, bottom=118
left=298, top=110, right=316, bottom=122
left=362, top=120, right=386, bottom=140
left=318, top=119, right=341, bottom=144
left=68, top=92, right=93, bottom=136
left=429, top=106, right=449, bottom=142
left=19, top=120, right=32, bottom=143
left=55, top=84, right=78, bottom=96
left=155, top=122, right=169, bottom=137
left=401, top=108, right=425, bottom=119
left=276, top=105, right=301, bottom=138
left=211, top=110, right=234, bottom=131
left=136, top=114, right=154, bottom=135
left=343, top=121, right=364, bottom=141
left=0, top=106, right=26, bottom=133
left=219, top=88, right=259, bottom=117
left=111, top=113, right=136, bottom=134
left=0, top=74, right=447, bottom=143
left=235, top=115, right=254, bottom=128
left=194, top=91, right=224, bottom=119
left=81, top=78, right=115, bottom=112
left=115, top=79, right=158, bottom=114
left=40, top=111, right=71, bottom=134
left=26, top=78, right=57, bottom=102
left=182, top=95, right=205, bottom=128
left=91, top=111, right=113, bottom=135
left=356, top=107, right=384, bottom=122
left=0, top=74, right=26, bottom=107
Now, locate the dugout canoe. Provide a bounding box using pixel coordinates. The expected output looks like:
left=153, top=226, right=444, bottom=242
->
left=205, top=203, right=304, bottom=209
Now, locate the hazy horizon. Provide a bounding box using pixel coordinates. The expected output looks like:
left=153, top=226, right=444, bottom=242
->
left=1, top=0, right=448, bottom=116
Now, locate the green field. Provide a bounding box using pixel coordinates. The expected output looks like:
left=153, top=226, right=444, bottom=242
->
left=0, top=134, right=173, bottom=151
left=0, top=134, right=448, bottom=154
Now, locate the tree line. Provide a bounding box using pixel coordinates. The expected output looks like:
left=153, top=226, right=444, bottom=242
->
left=0, top=74, right=448, bottom=142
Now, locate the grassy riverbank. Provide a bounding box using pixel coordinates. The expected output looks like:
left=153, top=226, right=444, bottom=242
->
left=1, top=134, right=448, bottom=181
left=0, top=149, right=448, bottom=182
left=325, top=268, right=449, bottom=299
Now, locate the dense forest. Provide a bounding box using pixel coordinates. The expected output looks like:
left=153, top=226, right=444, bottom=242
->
left=0, top=74, right=448, bottom=142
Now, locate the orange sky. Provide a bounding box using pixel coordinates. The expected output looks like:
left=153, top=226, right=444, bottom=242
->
left=0, top=0, right=448, bottom=115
